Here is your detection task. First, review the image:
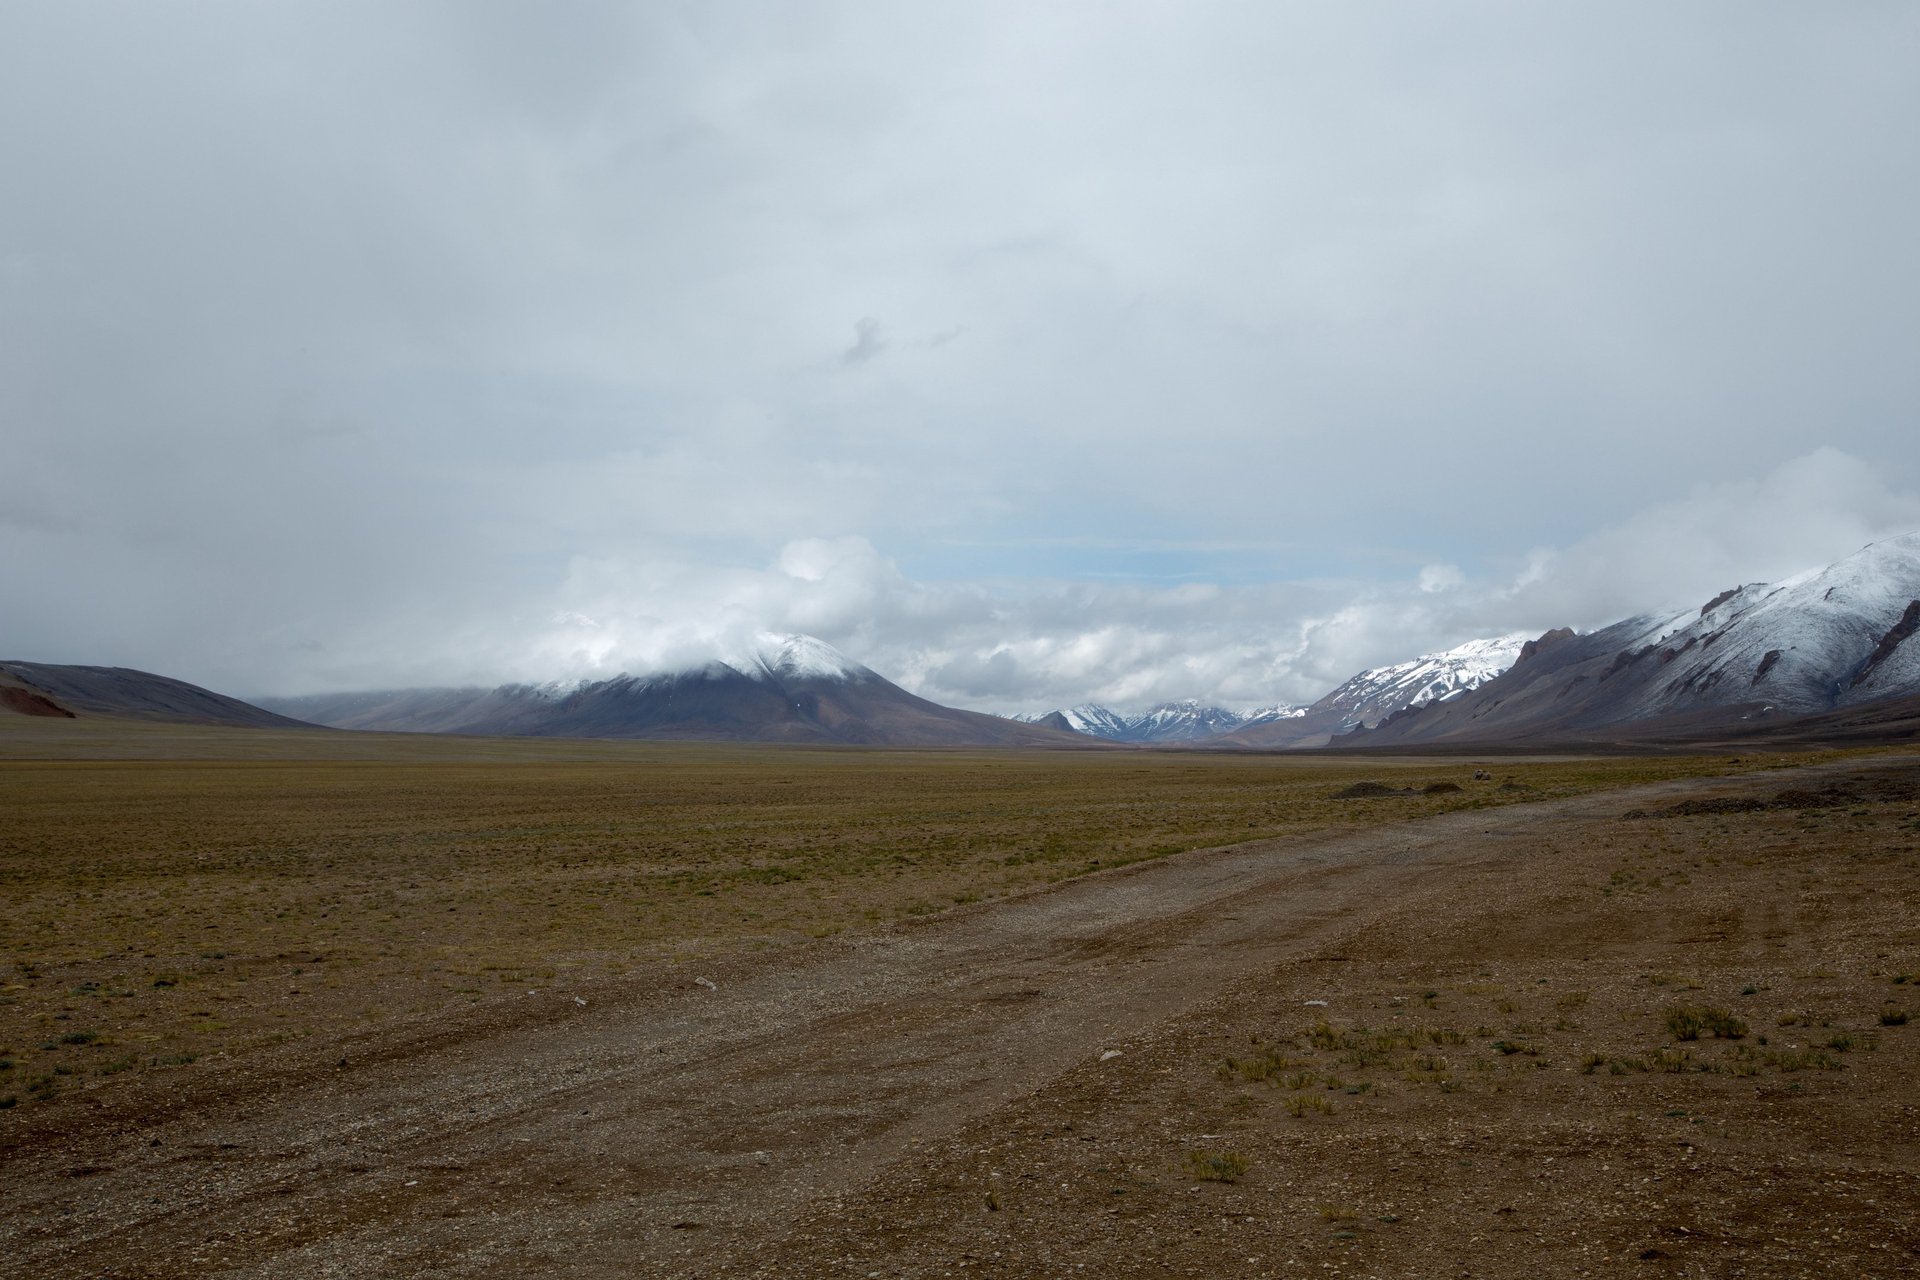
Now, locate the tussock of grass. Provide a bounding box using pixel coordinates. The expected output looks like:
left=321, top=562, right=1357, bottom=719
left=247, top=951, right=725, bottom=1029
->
left=1185, top=1150, right=1249, bottom=1182
left=1664, top=1006, right=1749, bottom=1041
left=1219, top=1043, right=1305, bottom=1084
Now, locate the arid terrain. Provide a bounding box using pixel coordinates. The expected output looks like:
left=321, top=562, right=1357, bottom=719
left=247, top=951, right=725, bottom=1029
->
left=2, top=716, right=1916, bottom=1277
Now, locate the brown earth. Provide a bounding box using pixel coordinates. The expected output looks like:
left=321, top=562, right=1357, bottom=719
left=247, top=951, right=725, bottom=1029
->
left=2, top=721, right=1751, bottom=1085
left=0, top=686, right=74, bottom=718
left=2, top=749, right=1916, bottom=1277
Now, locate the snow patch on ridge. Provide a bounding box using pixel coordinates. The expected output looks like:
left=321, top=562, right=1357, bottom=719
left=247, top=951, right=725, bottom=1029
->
left=527, top=631, right=879, bottom=690
left=1312, top=632, right=1533, bottom=732
left=1019, top=699, right=1310, bottom=742
left=702, top=632, right=876, bottom=684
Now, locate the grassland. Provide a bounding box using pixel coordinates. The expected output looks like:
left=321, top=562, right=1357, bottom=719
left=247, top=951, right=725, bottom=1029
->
left=0, top=716, right=1825, bottom=1110
left=767, top=754, right=1920, bottom=1278
left=6, top=713, right=1916, bottom=1278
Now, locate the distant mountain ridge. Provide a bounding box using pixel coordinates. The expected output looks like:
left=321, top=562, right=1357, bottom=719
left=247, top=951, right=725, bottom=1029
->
left=1212, top=632, right=1532, bottom=748
left=1345, top=534, right=1920, bottom=747
left=1024, top=633, right=1529, bottom=747
left=0, top=660, right=313, bottom=729
left=1014, top=699, right=1308, bottom=743
left=264, top=633, right=1087, bottom=748
left=17, top=535, right=1920, bottom=750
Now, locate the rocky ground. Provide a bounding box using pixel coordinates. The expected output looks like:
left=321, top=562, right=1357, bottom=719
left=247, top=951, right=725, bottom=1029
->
left=2, top=752, right=1916, bottom=1278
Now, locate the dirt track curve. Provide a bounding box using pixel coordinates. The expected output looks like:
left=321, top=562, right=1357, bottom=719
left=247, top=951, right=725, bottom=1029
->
left=3, top=753, right=1913, bottom=1278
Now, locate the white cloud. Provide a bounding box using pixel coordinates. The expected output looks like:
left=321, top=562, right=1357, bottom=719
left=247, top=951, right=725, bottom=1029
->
left=1495, top=447, right=1920, bottom=630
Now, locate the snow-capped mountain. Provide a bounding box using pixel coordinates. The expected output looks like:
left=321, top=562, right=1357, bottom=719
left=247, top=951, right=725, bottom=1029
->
left=714, top=632, right=878, bottom=684
left=1132, top=700, right=1255, bottom=742
left=1016, top=634, right=1527, bottom=748
left=515, top=633, right=879, bottom=703
left=1220, top=633, right=1531, bottom=748
left=1350, top=533, right=1920, bottom=746
left=1237, top=704, right=1310, bottom=729
left=1017, top=700, right=1309, bottom=743
left=262, top=634, right=1084, bottom=747
left=1311, top=633, right=1532, bottom=723
left=1058, top=704, right=1135, bottom=739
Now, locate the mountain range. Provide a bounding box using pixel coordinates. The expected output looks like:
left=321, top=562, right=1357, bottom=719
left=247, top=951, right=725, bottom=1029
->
left=1015, top=700, right=1307, bottom=743
left=8, top=535, right=1920, bottom=749
left=1025, top=633, right=1529, bottom=747
left=258, top=633, right=1085, bottom=748
left=1345, top=533, right=1920, bottom=747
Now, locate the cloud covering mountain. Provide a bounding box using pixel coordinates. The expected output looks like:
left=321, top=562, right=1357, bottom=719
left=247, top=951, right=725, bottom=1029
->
left=261, top=633, right=1084, bottom=747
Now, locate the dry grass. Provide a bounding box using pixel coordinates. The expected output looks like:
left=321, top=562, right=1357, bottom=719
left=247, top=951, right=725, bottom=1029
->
left=0, top=714, right=1829, bottom=1102
left=766, top=757, right=1920, bottom=1278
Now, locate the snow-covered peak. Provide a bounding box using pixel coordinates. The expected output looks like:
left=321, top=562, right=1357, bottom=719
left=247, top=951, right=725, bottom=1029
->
left=1133, top=701, right=1246, bottom=740
left=1316, top=632, right=1532, bottom=725
left=1138, top=699, right=1207, bottom=727
left=1239, top=703, right=1308, bottom=724
left=526, top=677, right=588, bottom=701
left=1017, top=700, right=1299, bottom=742
left=1594, top=532, right=1920, bottom=714
left=1773, top=532, right=1920, bottom=620
left=1061, top=704, right=1134, bottom=738
left=1353, top=531, right=1920, bottom=741
left=742, top=632, right=876, bottom=683
left=600, top=632, right=878, bottom=686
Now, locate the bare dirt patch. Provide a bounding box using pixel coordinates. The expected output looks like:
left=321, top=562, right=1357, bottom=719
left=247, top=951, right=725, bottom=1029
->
left=0, top=687, right=73, bottom=718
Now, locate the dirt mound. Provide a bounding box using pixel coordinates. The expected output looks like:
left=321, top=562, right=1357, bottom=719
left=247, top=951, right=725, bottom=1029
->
left=0, top=686, right=75, bottom=718
left=1422, top=781, right=1464, bottom=794
left=1621, top=776, right=1915, bottom=819
left=1622, top=796, right=1770, bottom=819
left=1333, top=781, right=1417, bottom=798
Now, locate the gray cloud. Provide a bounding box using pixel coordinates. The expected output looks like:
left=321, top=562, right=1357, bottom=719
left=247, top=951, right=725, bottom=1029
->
left=842, top=317, right=887, bottom=366
left=2, top=4, right=1916, bottom=710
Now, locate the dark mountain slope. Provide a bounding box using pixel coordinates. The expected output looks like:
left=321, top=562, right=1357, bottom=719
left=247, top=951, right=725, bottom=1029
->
left=1347, top=534, right=1920, bottom=748
left=263, top=635, right=1091, bottom=748
left=0, top=661, right=315, bottom=729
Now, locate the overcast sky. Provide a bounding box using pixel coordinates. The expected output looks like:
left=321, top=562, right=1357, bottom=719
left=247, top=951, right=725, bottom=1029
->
left=4, top=2, right=1918, bottom=712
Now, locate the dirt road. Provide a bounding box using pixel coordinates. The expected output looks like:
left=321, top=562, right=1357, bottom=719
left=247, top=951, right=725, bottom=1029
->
left=4, top=753, right=1917, bottom=1278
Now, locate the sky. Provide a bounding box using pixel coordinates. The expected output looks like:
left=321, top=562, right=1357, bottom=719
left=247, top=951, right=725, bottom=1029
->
left=4, top=2, right=1918, bottom=713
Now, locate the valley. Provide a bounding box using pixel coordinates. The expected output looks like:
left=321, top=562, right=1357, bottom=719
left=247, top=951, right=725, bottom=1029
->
left=3, top=715, right=1916, bottom=1276
left=0, top=717, right=1751, bottom=1096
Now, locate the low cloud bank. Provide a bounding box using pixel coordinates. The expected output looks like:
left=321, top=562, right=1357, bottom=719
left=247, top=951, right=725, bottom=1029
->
left=421, top=449, right=1919, bottom=714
